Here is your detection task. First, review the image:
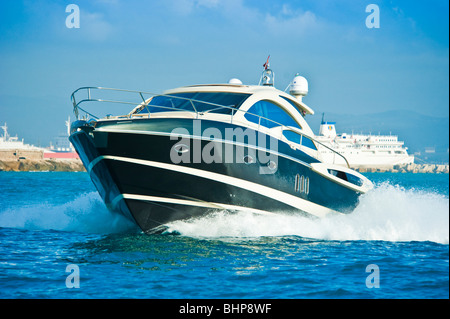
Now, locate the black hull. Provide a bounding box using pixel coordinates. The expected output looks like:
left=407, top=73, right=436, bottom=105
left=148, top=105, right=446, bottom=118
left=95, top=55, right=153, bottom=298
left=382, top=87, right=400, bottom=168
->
left=70, top=118, right=362, bottom=233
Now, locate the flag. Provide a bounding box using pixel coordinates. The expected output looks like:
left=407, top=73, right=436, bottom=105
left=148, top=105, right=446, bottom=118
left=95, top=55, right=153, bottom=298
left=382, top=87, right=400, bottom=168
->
left=263, top=55, right=270, bottom=70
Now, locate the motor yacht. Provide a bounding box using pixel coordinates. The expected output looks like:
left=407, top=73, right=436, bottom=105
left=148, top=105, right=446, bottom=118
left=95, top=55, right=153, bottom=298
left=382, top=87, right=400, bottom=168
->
left=69, top=64, right=373, bottom=234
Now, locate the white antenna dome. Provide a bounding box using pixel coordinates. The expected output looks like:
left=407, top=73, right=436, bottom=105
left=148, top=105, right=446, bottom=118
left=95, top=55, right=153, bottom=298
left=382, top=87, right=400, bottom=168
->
left=289, top=74, right=308, bottom=100
left=228, top=78, right=243, bottom=85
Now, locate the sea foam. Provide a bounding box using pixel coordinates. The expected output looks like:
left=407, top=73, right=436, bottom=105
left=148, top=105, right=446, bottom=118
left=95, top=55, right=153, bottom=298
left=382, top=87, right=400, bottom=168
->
left=166, top=182, right=449, bottom=244
left=0, top=192, right=137, bottom=234
left=1, top=182, right=448, bottom=244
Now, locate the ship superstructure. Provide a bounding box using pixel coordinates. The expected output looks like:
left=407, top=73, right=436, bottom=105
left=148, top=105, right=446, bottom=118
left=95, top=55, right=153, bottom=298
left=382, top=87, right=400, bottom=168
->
left=315, top=118, right=414, bottom=168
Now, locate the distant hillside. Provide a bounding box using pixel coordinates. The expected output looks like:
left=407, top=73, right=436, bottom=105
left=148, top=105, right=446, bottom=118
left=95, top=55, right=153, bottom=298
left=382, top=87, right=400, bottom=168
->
left=307, top=110, right=449, bottom=164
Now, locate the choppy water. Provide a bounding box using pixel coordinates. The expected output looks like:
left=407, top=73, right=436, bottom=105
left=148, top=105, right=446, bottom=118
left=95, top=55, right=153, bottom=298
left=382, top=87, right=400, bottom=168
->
left=0, top=171, right=448, bottom=299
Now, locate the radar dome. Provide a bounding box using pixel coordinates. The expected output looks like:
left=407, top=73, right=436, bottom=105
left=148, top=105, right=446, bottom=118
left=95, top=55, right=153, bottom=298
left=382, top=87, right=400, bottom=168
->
left=289, top=74, right=308, bottom=100
left=228, top=78, right=243, bottom=85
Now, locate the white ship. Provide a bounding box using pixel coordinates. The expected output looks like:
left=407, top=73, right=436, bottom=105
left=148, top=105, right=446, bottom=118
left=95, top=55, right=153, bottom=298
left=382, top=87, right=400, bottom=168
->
left=44, top=117, right=79, bottom=159
left=0, top=120, right=79, bottom=160
left=0, top=122, right=46, bottom=161
left=315, top=117, right=414, bottom=168
left=0, top=123, right=43, bottom=151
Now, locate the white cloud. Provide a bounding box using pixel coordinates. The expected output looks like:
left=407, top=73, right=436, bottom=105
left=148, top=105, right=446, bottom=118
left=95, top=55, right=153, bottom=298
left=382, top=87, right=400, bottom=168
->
left=94, top=0, right=120, bottom=5
left=197, top=0, right=220, bottom=8
left=392, top=6, right=418, bottom=33
left=281, top=3, right=294, bottom=16
left=80, top=11, right=115, bottom=41
left=169, top=0, right=195, bottom=15
left=171, top=0, right=320, bottom=36
left=166, top=0, right=220, bottom=16
left=264, top=8, right=319, bottom=36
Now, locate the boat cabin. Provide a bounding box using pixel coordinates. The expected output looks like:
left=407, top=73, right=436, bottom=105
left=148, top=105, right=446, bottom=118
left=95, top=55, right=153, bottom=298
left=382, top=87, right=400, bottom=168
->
left=129, top=84, right=317, bottom=154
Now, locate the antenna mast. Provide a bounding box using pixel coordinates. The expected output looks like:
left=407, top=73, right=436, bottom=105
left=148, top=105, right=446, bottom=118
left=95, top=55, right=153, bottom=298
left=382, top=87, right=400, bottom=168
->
left=259, top=55, right=274, bottom=86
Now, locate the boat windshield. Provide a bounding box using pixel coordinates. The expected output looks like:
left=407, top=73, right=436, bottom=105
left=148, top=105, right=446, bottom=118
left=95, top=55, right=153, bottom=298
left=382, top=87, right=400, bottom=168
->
left=134, top=92, right=251, bottom=115
left=282, top=129, right=317, bottom=150
left=244, top=100, right=302, bottom=129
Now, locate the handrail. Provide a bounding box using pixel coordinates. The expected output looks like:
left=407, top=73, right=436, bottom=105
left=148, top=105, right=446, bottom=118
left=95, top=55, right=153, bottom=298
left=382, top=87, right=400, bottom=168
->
left=312, top=140, right=350, bottom=168
left=70, top=86, right=350, bottom=168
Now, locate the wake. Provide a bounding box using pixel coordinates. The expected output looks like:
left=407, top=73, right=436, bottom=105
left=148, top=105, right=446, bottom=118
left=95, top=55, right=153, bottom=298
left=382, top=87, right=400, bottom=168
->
left=1, top=183, right=448, bottom=244
left=0, top=192, right=137, bottom=234
left=166, top=182, right=449, bottom=244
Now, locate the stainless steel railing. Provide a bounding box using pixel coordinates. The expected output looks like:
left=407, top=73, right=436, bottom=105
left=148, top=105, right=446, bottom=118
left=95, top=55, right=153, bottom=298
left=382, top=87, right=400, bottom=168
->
left=71, top=86, right=350, bottom=167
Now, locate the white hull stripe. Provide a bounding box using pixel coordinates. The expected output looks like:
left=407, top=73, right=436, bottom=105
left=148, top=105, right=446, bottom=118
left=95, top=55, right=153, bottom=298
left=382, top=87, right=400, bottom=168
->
left=95, top=128, right=311, bottom=168
left=95, top=155, right=341, bottom=218
left=112, top=194, right=277, bottom=216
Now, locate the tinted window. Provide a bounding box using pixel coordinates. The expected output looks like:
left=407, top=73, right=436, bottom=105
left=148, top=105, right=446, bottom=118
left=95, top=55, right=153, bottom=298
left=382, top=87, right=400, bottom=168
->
left=282, top=130, right=301, bottom=143
left=301, top=136, right=317, bottom=150
left=136, top=92, right=250, bottom=114
left=280, top=96, right=303, bottom=115
left=244, top=100, right=301, bottom=129
left=328, top=169, right=364, bottom=186
left=282, top=130, right=317, bottom=150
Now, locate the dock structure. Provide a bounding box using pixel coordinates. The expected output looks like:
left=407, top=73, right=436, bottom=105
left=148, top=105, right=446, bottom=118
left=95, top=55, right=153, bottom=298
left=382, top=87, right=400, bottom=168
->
left=355, top=163, right=449, bottom=174
left=0, top=158, right=85, bottom=172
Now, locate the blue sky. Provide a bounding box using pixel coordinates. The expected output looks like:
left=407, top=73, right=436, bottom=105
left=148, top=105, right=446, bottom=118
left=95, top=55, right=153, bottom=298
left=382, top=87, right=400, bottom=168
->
left=0, top=0, right=448, bottom=146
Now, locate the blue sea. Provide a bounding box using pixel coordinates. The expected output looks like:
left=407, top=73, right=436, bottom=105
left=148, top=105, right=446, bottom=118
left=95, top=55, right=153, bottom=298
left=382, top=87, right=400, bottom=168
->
left=0, top=171, right=448, bottom=300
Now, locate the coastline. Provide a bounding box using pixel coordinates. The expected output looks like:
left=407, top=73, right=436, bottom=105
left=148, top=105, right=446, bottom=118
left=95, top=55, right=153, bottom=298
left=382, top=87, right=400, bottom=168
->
left=354, top=163, right=449, bottom=174
left=0, top=159, right=86, bottom=172
left=0, top=159, right=448, bottom=173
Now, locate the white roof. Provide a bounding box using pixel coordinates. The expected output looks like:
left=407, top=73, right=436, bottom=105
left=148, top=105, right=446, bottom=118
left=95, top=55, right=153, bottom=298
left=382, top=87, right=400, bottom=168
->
left=163, top=84, right=314, bottom=115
